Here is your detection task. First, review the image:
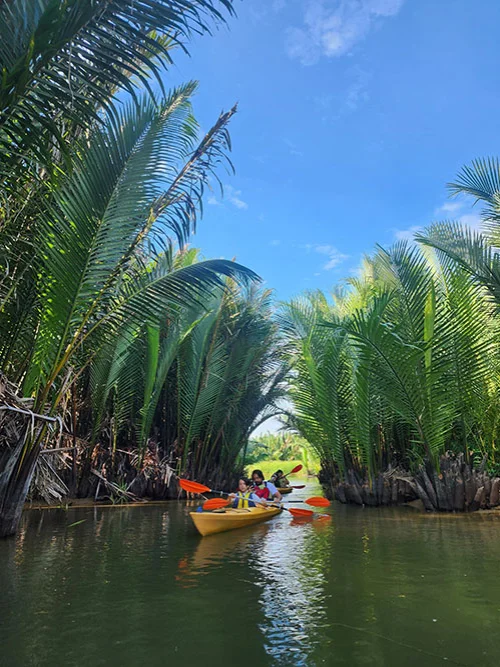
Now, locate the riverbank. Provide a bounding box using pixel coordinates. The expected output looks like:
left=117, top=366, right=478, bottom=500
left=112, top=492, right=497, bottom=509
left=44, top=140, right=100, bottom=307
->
left=23, top=495, right=500, bottom=520
left=23, top=498, right=178, bottom=511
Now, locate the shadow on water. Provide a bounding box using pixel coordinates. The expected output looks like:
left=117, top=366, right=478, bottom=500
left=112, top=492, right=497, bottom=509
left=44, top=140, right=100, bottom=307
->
left=2, top=489, right=500, bottom=666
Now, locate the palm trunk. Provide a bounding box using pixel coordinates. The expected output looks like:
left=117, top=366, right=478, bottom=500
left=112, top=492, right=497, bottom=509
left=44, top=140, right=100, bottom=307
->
left=0, top=427, right=40, bottom=538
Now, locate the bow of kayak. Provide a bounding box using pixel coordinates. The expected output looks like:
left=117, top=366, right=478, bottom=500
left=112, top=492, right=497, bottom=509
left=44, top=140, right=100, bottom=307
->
left=190, top=506, right=282, bottom=536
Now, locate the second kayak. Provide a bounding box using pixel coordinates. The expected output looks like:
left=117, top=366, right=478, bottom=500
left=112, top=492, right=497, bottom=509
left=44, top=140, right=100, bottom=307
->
left=278, top=487, right=293, bottom=494
left=190, top=506, right=282, bottom=536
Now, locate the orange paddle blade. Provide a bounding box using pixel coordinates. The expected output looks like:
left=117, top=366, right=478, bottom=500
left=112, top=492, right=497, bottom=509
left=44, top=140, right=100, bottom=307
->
left=203, top=498, right=229, bottom=510
left=291, top=485, right=305, bottom=489
left=305, top=496, right=330, bottom=508
left=179, top=479, right=211, bottom=494
left=288, top=507, right=314, bottom=517
left=289, top=464, right=303, bottom=475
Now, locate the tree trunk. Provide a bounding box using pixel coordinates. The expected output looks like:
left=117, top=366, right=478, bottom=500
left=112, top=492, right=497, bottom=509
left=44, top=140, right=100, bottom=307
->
left=0, top=430, right=39, bottom=538
left=490, top=478, right=500, bottom=507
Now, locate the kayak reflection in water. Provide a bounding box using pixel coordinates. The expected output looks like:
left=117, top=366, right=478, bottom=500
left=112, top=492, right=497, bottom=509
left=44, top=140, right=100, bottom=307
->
left=228, top=478, right=266, bottom=509
left=269, top=469, right=290, bottom=489
left=251, top=469, right=283, bottom=503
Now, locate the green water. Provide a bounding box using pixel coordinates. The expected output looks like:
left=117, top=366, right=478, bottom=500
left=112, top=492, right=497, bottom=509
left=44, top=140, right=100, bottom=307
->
left=1, top=485, right=500, bottom=667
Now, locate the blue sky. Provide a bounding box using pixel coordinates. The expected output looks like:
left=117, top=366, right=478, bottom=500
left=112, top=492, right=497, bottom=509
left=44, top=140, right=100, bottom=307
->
left=167, top=0, right=500, bottom=301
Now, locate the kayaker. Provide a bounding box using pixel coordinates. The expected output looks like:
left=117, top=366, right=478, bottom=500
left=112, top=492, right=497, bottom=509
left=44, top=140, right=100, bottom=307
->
left=228, top=478, right=265, bottom=509
left=251, top=469, right=283, bottom=502
left=270, top=469, right=290, bottom=489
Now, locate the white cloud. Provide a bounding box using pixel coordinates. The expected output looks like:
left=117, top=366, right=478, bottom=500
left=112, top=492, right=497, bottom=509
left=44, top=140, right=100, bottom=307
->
left=270, top=239, right=281, bottom=246
left=208, top=185, right=248, bottom=210
left=286, top=0, right=406, bottom=65
left=225, top=184, right=248, bottom=210
left=393, top=225, right=422, bottom=242
left=393, top=211, right=483, bottom=243
left=432, top=200, right=483, bottom=230
left=434, top=201, right=463, bottom=215
left=305, top=243, right=349, bottom=270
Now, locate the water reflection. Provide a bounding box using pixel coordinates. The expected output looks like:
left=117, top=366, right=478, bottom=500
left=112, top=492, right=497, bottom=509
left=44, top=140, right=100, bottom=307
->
left=250, top=516, right=334, bottom=666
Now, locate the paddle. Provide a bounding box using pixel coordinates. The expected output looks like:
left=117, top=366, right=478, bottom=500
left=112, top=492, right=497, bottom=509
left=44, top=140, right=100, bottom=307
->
left=203, top=496, right=329, bottom=511
left=267, top=496, right=329, bottom=517
left=282, top=464, right=303, bottom=478
left=180, top=479, right=225, bottom=495
left=201, top=495, right=329, bottom=518
left=202, top=498, right=314, bottom=518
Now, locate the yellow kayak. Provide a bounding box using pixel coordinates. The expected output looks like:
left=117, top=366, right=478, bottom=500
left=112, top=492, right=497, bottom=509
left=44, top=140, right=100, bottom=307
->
left=278, top=487, right=293, bottom=494
left=190, top=506, right=282, bottom=536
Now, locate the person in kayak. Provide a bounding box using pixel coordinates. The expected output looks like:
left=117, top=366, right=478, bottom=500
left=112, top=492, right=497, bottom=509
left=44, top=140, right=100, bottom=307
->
left=251, top=469, right=283, bottom=502
left=270, top=469, right=290, bottom=489
left=228, top=478, right=266, bottom=509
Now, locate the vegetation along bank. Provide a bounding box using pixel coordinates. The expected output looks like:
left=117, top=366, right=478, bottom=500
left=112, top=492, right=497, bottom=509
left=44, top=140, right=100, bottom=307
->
left=2, top=1, right=500, bottom=538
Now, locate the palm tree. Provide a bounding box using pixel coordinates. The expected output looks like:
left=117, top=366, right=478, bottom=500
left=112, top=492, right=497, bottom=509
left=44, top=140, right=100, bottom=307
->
left=0, top=0, right=254, bottom=536
left=171, top=284, right=287, bottom=487
left=282, top=239, right=500, bottom=495
left=0, top=0, right=233, bottom=181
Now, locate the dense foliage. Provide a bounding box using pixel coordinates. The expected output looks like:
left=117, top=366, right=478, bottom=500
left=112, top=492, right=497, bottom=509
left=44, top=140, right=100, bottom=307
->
left=282, top=160, right=500, bottom=486
left=0, top=0, right=286, bottom=535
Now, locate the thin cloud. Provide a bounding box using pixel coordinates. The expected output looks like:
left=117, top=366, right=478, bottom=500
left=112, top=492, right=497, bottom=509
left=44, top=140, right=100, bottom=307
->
left=393, top=211, right=483, bottom=242
left=283, top=137, right=304, bottom=157
left=225, top=184, right=248, bottom=210
left=208, top=184, right=248, bottom=210
left=344, top=66, right=371, bottom=112
left=393, top=225, right=422, bottom=242
left=286, top=0, right=406, bottom=65
left=305, top=243, right=349, bottom=270
left=270, top=239, right=281, bottom=246
left=434, top=201, right=464, bottom=216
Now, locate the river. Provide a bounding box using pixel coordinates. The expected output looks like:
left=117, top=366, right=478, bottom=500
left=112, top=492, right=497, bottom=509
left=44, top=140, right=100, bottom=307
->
left=1, top=484, right=500, bottom=666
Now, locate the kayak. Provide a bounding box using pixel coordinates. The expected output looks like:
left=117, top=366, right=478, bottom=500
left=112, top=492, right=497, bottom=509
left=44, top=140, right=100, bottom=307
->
left=278, top=487, right=293, bottom=494
left=190, top=506, right=282, bottom=536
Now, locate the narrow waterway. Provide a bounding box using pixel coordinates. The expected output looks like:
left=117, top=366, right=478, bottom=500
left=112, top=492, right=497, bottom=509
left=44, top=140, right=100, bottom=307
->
left=1, top=485, right=500, bottom=666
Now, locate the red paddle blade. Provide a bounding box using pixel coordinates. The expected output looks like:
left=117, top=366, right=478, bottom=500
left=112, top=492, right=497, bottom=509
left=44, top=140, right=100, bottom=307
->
left=305, top=496, right=330, bottom=508
left=203, top=498, right=229, bottom=510
left=179, top=479, right=211, bottom=494
left=288, top=507, right=314, bottom=517
left=291, top=485, right=305, bottom=489
left=289, top=464, right=303, bottom=475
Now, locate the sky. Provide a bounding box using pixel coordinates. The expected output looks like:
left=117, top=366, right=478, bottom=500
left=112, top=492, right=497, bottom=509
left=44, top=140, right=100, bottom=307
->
left=165, top=0, right=500, bottom=303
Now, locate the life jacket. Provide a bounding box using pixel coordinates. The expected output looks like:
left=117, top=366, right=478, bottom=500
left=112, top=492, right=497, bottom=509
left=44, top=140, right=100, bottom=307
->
left=254, top=482, right=271, bottom=500
left=232, top=491, right=256, bottom=509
